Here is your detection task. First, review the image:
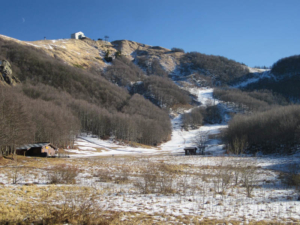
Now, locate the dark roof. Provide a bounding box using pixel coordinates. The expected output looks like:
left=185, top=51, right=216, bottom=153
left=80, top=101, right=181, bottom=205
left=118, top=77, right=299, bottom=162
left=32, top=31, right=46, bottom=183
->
left=184, top=147, right=197, bottom=150
left=17, top=143, right=56, bottom=150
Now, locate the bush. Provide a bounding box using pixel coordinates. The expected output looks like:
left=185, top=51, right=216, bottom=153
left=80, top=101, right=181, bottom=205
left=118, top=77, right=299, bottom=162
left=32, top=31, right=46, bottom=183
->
left=48, top=164, right=79, bottom=184
left=281, top=163, right=300, bottom=189
left=171, top=47, right=185, bottom=53
left=182, top=105, right=222, bottom=130
left=94, top=168, right=113, bottom=182
left=205, top=105, right=222, bottom=124
left=135, top=163, right=175, bottom=194
left=182, top=107, right=204, bottom=130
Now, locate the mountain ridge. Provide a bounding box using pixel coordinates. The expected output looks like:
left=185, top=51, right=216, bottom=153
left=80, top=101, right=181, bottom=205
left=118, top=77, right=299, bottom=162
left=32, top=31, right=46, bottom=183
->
left=0, top=34, right=250, bottom=85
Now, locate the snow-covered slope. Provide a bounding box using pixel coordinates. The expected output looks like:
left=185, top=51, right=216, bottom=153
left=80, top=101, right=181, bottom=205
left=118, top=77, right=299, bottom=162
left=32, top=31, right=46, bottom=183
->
left=232, top=68, right=272, bottom=88
left=67, top=87, right=227, bottom=157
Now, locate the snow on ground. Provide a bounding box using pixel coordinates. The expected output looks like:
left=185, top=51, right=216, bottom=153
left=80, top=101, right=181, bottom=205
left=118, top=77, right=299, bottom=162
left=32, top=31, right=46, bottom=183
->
left=248, top=67, right=269, bottom=73
left=233, top=69, right=272, bottom=88
left=161, top=88, right=226, bottom=155
left=2, top=83, right=300, bottom=223
left=66, top=136, right=159, bottom=157
left=66, top=87, right=227, bottom=157
left=190, top=87, right=220, bottom=106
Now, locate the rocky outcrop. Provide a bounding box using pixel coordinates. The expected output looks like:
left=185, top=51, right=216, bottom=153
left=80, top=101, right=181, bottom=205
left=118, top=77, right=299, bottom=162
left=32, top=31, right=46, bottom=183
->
left=0, top=60, right=20, bottom=86
left=0, top=35, right=185, bottom=76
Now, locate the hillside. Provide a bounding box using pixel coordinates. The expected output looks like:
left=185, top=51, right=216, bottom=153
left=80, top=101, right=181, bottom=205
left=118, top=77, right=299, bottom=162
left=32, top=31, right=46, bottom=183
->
left=0, top=35, right=173, bottom=150
left=0, top=33, right=291, bottom=151
left=240, top=55, right=300, bottom=101
left=1, top=34, right=300, bottom=225
left=0, top=34, right=249, bottom=85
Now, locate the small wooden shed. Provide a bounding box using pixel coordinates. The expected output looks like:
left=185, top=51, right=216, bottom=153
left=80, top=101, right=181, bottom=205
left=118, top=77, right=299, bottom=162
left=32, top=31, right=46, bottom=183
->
left=184, top=147, right=197, bottom=155
left=16, top=143, right=57, bottom=157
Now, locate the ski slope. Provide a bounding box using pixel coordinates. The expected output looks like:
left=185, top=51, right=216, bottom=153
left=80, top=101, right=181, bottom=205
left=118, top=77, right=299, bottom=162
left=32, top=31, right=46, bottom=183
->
left=66, top=87, right=227, bottom=157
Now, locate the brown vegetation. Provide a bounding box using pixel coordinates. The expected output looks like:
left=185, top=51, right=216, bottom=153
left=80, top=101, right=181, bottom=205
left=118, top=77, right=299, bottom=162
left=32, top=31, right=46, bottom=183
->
left=214, top=88, right=288, bottom=112
left=180, top=52, right=249, bottom=84
left=224, top=105, right=300, bottom=154
left=0, top=37, right=172, bottom=147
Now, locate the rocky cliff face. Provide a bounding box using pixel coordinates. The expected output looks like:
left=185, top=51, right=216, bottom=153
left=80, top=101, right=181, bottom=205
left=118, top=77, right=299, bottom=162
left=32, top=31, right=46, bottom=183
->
left=112, top=40, right=183, bottom=74
left=0, top=60, right=20, bottom=86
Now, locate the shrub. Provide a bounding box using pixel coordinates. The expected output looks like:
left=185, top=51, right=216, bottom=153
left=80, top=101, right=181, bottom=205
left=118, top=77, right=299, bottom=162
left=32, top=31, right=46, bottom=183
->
left=205, top=105, right=222, bottom=124
left=94, top=168, right=113, bottom=182
left=281, top=163, right=300, bottom=189
left=135, top=163, right=175, bottom=194
left=171, top=47, right=185, bottom=53
left=241, top=165, right=258, bottom=198
left=48, top=164, right=79, bottom=184
left=182, top=107, right=204, bottom=130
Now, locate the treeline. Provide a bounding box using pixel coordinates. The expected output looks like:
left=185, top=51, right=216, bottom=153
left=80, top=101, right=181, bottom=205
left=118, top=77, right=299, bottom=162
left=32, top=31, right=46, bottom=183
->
left=271, top=55, right=300, bottom=77
left=180, top=52, right=249, bottom=84
left=0, top=37, right=172, bottom=152
left=0, top=85, right=80, bottom=157
left=244, top=55, right=300, bottom=101
left=213, top=88, right=288, bottom=112
left=245, top=77, right=300, bottom=102
left=224, top=105, right=300, bottom=154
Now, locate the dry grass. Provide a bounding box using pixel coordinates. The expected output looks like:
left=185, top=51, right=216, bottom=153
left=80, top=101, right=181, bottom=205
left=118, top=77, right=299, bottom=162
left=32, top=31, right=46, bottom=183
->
left=0, top=155, right=299, bottom=224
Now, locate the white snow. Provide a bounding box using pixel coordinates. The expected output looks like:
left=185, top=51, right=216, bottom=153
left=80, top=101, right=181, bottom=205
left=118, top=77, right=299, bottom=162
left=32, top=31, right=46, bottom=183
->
left=1, top=80, right=299, bottom=223
left=25, top=42, right=41, bottom=48
left=248, top=67, right=269, bottom=73
left=66, top=87, right=227, bottom=157
left=233, top=69, right=273, bottom=88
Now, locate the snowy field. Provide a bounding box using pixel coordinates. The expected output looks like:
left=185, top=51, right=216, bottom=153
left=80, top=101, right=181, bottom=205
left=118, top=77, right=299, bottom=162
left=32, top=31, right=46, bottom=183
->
left=1, top=153, right=299, bottom=223
left=59, top=87, right=300, bottom=223
left=1, top=86, right=299, bottom=223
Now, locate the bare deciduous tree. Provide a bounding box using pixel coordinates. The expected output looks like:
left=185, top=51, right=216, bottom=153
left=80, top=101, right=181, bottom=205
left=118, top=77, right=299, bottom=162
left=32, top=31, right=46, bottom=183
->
left=241, top=164, right=258, bottom=198
left=193, top=131, right=208, bottom=155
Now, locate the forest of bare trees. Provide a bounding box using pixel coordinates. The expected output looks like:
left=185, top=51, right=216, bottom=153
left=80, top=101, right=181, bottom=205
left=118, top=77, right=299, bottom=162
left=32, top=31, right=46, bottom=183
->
left=224, top=105, right=300, bottom=154
left=245, top=55, right=300, bottom=101
left=0, top=85, right=80, bottom=157
left=0, top=37, right=173, bottom=150
left=102, top=54, right=191, bottom=109
left=182, top=105, right=222, bottom=130
left=271, top=55, right=300, bottom=77
left=214, top=88, right=288, bottom=112
left=180, top=52, right=249, bottom=84
left=104, top=56, right=145, bottom=87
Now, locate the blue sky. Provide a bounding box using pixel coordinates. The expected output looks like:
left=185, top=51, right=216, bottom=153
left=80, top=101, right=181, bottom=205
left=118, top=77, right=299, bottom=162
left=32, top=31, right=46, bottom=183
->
left=1, top=0, right=299, bottom=67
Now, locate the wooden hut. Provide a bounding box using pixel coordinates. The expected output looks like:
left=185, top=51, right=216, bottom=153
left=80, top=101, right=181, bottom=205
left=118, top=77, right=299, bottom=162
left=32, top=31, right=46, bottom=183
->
left=184, top=147, right=197, bottom=155
left=16, top=143, right=57, bottom=157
